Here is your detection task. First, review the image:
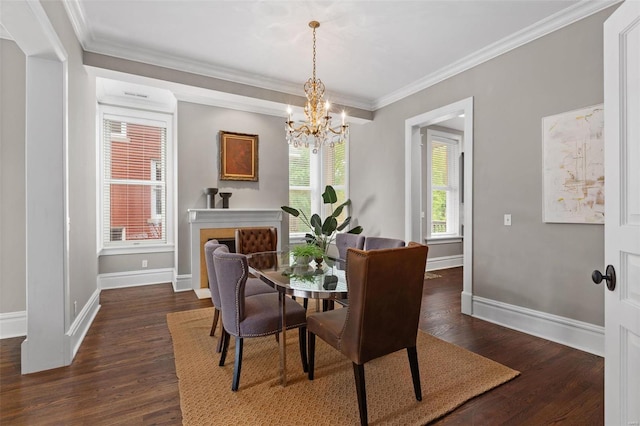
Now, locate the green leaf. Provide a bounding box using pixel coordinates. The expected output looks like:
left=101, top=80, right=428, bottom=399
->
left=336, top=216, right=352, bottom=231
left=331, top=199, right=351, bottom=217
left=322, top=185, right=338, bottom=204
left=322, top=216, right=338, bottom=236
left=281, top=206, right=300, bottom=217
left=348, top=226, right=363, bottom=234
left=310, top=214, right=322, bottom=235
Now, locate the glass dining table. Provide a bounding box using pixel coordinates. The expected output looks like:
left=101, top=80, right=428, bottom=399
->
left=246, top=251, right=347, bottom=386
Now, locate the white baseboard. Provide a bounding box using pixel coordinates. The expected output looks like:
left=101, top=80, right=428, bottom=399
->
left=426, top=254, right=463, bottom=271
left=98, top=268, right=174, bottom=290
left=0, top=311, right=27, bottom=339
left=174, top=274, right=192, bottom=292
left=472, top=296, right=604, bottom=356
left=66, top=289, right=101, bottom=359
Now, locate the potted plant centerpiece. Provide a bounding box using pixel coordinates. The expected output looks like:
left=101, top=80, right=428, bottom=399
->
left=290, top=243, right=324, bottom=266
left=282, top=185, right=363, bottom=264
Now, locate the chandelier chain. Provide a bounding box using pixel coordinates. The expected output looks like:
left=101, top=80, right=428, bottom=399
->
left=312, top=25, right=317, bottom=82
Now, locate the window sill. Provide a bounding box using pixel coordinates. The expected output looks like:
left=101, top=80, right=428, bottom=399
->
left=425, top=237, right=463, bottom=245
left=100, top=244, right=175, bottom=256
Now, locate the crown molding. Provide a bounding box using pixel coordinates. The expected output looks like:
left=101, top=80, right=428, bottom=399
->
left=373, top=0, right=622, bottom=109
left=62, top=0, right=91, bottom=50
left=0, top=23, right=13, bottom=40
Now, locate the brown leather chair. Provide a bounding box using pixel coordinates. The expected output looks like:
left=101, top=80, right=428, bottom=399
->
left=235, top=227, right=277, bottom=254
left=307, top=242, right=428, bottom=425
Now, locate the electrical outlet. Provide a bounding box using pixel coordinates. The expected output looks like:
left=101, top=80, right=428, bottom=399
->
left=142, top=259, right=148, bottom=268
left=504, top=214, right=512, bottom=226
left=74, top=301, right=77, bottom=316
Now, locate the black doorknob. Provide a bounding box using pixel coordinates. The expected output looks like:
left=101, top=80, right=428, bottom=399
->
left=591, top=265, right=616, bottom=291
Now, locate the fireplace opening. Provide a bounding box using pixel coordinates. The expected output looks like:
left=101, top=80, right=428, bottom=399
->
left=209, top=237, right=235, bottom=253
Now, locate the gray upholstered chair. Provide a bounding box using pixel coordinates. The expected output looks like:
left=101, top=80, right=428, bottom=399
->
left=213, top=247, right=308, bottom=391
left=204, top=240, right=275, bottom=353
left=364, top=236, right=405, bottom=250
left=335, top=232, right=365, bottom=270
left=307, top=243, right=428, bottom=425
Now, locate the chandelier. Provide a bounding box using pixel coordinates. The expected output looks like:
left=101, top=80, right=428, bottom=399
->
left=286, top=21, right=349, bottom=154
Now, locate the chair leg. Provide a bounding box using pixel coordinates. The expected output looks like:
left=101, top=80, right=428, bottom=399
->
left=308, top=331, right=316, bottom=380
left=216, top=318, right=226, bottom=353
left=407, top=346, right=422, bottom=401
left=298, top=327, right=308, bottom=373
left=219, top=330, right=230, bottom=367
left=352, top=363, right=368, bottom=426
left=210, top=308, right=220, bottom=336
left=231, top=337, right=243, bottom=391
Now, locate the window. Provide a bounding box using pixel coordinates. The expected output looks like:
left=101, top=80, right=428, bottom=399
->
left=288, top=142, right=348, bottom=238
left=99, top=105, right=173, bottom=251
left=426, top=129, right=461, bottom=239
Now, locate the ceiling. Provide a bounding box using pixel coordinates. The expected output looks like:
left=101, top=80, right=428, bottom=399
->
left=64, top=0, right=613, bottom=111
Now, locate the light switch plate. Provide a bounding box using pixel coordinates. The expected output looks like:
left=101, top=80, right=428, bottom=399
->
left=504, top=214, right=512, bottom=226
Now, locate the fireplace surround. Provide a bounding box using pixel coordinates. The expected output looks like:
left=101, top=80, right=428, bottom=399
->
left=187, top=209, right=282, bottom=292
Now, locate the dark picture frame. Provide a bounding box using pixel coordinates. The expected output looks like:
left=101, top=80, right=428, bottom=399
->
left=219, top=131, right=259, bottom=181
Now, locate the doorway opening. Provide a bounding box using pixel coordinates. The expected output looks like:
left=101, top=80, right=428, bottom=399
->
left=405, top=97, right=473, bottom=315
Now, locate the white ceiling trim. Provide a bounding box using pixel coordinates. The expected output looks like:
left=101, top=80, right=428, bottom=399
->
left=88, top=66, right=372, bottom=126
left=0, top=23, right=13, bottom=40
left=374, top=0, right=621, bottom=109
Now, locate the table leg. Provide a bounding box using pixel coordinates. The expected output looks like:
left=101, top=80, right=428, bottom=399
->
left=279, top=291, right=287, bottom=386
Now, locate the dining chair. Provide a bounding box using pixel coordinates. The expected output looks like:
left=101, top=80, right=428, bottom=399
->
left=364, top=236, right=405, bottom=250
left=204, top=240, right=275, bottom=353
left=236, top=226, right=310, bottom=310
left=335, top=232, right=365, bottom=270
left=213, top=247, right=308, bottom=392
left=235, top=227, right=278, bottom=256
left=306, top=242, right=428, bottom=425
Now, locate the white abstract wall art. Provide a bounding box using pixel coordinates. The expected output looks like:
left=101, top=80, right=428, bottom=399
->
left=542, top=104, right=604, bottom=224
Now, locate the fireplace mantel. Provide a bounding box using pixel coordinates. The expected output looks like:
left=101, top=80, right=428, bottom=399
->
left=187, top=208, right=283, bottom=291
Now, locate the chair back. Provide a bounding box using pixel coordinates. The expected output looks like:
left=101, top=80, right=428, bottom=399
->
left=341, top=242, right=428, bottom=364
left=204, top=240, right=229, bottom=309
left=335, top=233, right=365, bottom=269
left=235, top=227, right=277, bottom=254
left=212, top=248, right=249, bottom=336
left=364, top=236, right=405, bottom=250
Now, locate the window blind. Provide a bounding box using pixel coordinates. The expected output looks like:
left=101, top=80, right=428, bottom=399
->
left=288, top=145, right=311, bottom=234
left=103, top=117, right=167, bottom=245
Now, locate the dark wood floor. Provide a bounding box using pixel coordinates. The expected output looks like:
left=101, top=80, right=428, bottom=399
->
left=1, top=268, right=603, bottom=425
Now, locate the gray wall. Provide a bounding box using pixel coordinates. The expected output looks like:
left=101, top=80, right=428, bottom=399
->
left=0, top=40, right=27, bottom=313
left=41, top=1, right=98, bottom=320
left=176, top=102, right=289, bottom=275
left=350, top=7, right=615, bottom=326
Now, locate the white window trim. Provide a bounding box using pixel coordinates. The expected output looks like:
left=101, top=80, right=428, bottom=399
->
left=425, top=129, right=461, bottom=240
left=97, top=104, right=175, bottom=256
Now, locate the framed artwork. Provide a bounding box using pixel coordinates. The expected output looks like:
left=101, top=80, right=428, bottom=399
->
left=219, top=131, right=258, bottom=181
left=542, top=104, right=604, bottom=224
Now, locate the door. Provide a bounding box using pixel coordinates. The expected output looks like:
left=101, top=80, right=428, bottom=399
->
left=603, top=1, right=640, bottom=424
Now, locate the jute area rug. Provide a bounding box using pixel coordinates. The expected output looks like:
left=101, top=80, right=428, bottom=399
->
left=167, top=308, right=519, bottom=425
